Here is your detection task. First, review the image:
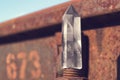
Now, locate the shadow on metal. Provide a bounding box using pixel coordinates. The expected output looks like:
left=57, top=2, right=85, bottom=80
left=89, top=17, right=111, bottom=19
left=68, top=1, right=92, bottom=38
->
left=77, top=33, right=89, bottom=78
left=117, top=55, right=120, bottom=80
left=0, top=24, right=61, bottom=45
left=82, top=11, right=120, bottom=30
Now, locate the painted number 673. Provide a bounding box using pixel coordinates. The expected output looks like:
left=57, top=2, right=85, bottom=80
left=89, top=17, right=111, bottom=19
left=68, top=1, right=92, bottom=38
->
left=6, top=51, right=41, bottom=80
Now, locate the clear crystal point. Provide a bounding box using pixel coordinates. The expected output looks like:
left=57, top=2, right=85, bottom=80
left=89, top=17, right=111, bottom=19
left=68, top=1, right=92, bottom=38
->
left=62, top=5, right=82, bottom=69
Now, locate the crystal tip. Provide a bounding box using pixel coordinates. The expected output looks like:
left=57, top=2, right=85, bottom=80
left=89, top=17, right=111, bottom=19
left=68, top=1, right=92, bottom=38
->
left=64, top=5, right=78, bottom=16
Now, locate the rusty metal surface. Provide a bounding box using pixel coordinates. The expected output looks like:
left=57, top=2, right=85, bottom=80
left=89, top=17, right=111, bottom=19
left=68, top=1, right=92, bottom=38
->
left=0, top=23, right=62, bottom=80
left=1, top=0, right=120, bottom=36
left=83, top=26, right=120, bottom=80
left=0, top=0, right=120, bottom=80
left=0, top=37, right=56, bottom=80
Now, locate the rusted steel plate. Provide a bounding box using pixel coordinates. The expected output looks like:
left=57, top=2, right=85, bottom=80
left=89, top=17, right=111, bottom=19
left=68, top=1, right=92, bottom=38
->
left=0, top=37, right=55, bottom=80
left=84, top=26, right=120, bottom=80
left=1, top=0, right=120, bottom=36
